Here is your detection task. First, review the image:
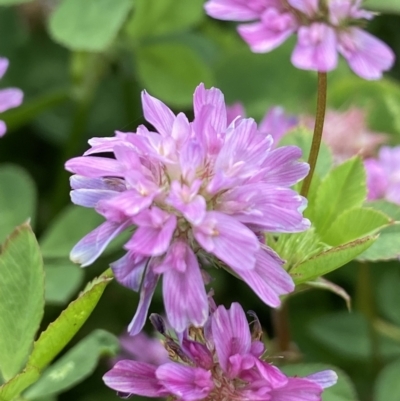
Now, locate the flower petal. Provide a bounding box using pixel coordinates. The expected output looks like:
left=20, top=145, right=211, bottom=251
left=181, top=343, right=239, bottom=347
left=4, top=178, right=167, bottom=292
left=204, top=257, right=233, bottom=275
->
left=0, top=57, right=9, bottom=79
left=0, top=88, right=23, bottom=113
left=291, top=23, right=338, bottom=72
left=65, top=156, right=124, bottom=177
left=156, top=363, right=214, bottom=401
left=211, top=303, right=252, bottom=375
left=142, top=90, right=175, bottom=136
left=126, top=209, right=177, bottom=257
left=237, top=248, right=294, bottom=307
left=70, top=220, right=130, bottom=266
left=238, top=9, right=296, bottom=53
left=161, top=241, right=209, bottom=332
left=204, top=0, right=266, bottom=21
left=111, top=252, right=149, bottom=291
left=103, top=360, right=167, bottom=397
left=306, top=370, right=338, bottom=389
left=338, top=28, right=395, bottom=80
left=193, top=211, right=259, bottom=272
left=128, top=268, right=160, bottom=335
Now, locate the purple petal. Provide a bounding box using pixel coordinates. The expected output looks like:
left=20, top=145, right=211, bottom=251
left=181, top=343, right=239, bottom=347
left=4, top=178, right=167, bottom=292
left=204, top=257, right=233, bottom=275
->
left=70, top=175, right=125, bottom=191
left=128, top=268, right=160, bottom=335
left=103, top=360, right=167, bottom=397
left=0, top=58, right=9, bottom=79
left=0, top=120, right=6, bottom=137
left=306, top=370, right=338, bottom=389
left=218, top=183, right=310, bottom=232
left=161, top=241, right=209, bottom=332
left=237, top=248, right=294, bottom=307
left=193, top=83, right=227, bottom=136
left=260, top=146, right=309, bottom=186
left=364, top=158, right=388, bottom=201
left=126, top=210, right=177, bottom=257
left=156, top=363, right=214, bottom=401
left=238, top=9, right=297, bottom=53
left=255, top=359, right=289, bottom=387
left=193, top=211, right=259, bottom=272
left=70, top=220, right=130, bottom=266
left=166, top=180, right=206, bottom=225
left=259, top=106, right=298, bottom=145
left=142, top=90, right=175, bottom=136
left=204, top=0, right=266, bottom=21
left=111, top=252, right=149, bottom=291
left=291, top=23, right=338, bottom=72
left=0, top=88, right=23, bottom=113
left=288, top=0, right=318, bottom=17
left=338, top=28, right=395, bottom=80
left=71, top=189, right=118, bottom=208
left=65, top=156, right=124, bottom=177
left=270, top=377, right=323, bottom=400
left=226, top=102, right=246, bottom=125
left=211, top=303, right=252, bottom=375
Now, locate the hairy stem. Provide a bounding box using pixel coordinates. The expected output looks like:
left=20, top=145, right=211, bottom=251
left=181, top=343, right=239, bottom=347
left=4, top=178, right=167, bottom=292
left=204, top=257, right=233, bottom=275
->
left=300, top=72, right=327, bottom=198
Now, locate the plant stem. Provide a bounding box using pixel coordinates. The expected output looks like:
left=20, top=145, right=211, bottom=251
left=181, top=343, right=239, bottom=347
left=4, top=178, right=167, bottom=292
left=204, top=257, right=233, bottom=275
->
left=356, top=262, right=382, bottom=377
left=300, top=72, right=327, bottom=198
left=272, top=301, right=291, bottom=352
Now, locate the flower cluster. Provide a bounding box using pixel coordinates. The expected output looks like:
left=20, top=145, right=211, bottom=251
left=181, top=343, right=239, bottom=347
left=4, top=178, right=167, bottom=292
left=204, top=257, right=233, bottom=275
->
left=104, top=302, right=337, bottom=401
left=204, top=0, right=395, bottom=79
left=365, top=146, right=400, bottom=204
left=0, top=57, right=23, bottom=137
left=65, top=83, right=310, bottom=335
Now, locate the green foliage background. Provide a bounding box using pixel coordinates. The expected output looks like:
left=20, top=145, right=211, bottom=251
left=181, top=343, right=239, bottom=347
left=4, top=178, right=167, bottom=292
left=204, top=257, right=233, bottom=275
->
left=0, top=1, right=400, bottom=401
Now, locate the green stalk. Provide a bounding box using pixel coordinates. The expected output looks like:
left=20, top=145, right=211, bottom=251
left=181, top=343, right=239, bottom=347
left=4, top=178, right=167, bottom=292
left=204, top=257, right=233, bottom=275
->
left=300, top=72, right=327, bottom=198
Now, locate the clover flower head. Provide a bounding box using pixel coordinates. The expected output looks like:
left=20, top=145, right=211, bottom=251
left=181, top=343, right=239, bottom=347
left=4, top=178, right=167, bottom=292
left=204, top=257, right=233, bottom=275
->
left=301, top=107, right=388, bottom=163
left=205, top=0, right=395, bottom=79
left=365, top=146, right=400, bottom=204
left=0, top=57, right=23, bottom=137
left=103, top=302, right=338, bottom=401
left=65, top=83, right=310, bottom=335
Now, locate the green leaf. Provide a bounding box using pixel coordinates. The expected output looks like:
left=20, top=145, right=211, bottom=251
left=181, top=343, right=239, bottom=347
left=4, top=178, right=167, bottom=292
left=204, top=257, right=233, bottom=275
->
left=358, top=201, right=400, bottom=261
left=321, top=207, right=391, bottom=246
left=375, top=358, right=400, bottom=401
left=48, top=0, right=134, bottom=51
left=364, top=0, right=400, bottom=14
left=0, top=368, right=39, bottom=401
left=0, top=270, right=113, bottom=401
left=45, top=263, right=84, bottom=305
left=309, top=312, right=400, bottom=360
left=290, top=236, right=376, bottom=284
left=313, top=157, right=366, bottom=236
left=279, top=127, right=333, bottom=178
left=135, top=42, right=214, bottom=108
left=28, top=270, right=113, bottom=370
left=0, top=224, right=44, bottom=381
left=39, top=205, right=122, bottom=260
left=282, top=363, right=358, bottom=401
left=24, top=330, right=118, bottom=399
left=0, top=165, right=37, bottom=244
left=126, top=0, right=204, bottom=38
